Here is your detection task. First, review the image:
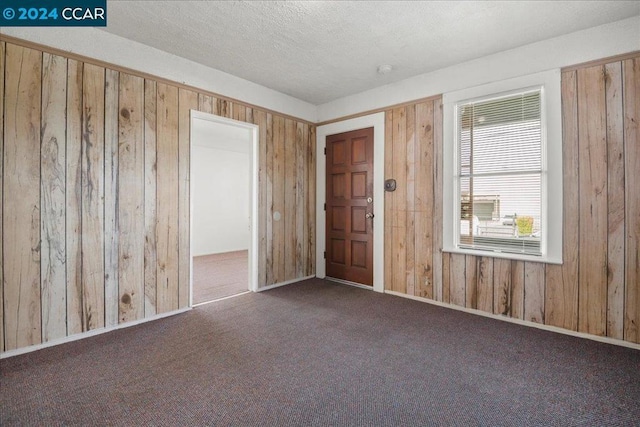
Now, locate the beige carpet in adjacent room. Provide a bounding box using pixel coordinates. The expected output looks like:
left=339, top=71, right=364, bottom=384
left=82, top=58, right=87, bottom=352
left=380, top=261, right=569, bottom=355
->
left=192, top=250, right=248, bottom=304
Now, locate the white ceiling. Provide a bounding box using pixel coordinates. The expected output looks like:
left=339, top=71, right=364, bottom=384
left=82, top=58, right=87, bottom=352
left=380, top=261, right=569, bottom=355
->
left=104, top=1, right=640, bottom=105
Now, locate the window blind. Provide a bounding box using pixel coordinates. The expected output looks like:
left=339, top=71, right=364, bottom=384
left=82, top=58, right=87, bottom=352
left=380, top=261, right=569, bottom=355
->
left=457, top=89, right=542, bottom=255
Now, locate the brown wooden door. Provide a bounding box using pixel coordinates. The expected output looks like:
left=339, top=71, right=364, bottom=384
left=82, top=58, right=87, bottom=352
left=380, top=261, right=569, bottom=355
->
left=326, top=127, right=374, bottom=285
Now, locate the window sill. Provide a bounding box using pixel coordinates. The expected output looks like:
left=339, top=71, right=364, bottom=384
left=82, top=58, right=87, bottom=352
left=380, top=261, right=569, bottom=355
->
left=442, top=245, right=562, bottom=265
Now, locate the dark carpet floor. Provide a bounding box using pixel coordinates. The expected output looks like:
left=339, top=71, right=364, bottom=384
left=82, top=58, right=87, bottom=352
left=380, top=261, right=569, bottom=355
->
left=1, top=279, right=639, bottom=426
left=193, top=250, right=248, bottom=304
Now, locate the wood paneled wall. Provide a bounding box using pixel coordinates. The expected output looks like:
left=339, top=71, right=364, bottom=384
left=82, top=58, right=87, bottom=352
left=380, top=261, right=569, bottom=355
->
left=384, top=55, right=640, bottom=345
left=0, top=41, right=316, bottom=353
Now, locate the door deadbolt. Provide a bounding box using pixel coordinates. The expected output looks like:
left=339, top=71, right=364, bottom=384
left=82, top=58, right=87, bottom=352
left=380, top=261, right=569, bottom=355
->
left=367, top=197, right=373, bottom=203
left=365, top=213, right=374, bottom=219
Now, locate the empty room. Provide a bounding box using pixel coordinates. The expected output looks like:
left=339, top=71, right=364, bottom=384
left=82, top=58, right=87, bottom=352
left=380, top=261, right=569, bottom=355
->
left=1, top=1, right=639, bottom=425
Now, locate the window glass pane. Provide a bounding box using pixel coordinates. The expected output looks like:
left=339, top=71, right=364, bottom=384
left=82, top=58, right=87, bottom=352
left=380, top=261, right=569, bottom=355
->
left=459, top=173, right=541, bottom=254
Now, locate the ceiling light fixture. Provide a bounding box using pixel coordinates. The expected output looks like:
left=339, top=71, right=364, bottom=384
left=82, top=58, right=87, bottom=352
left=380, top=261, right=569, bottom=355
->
left=377, top=64, right=393, bottom=74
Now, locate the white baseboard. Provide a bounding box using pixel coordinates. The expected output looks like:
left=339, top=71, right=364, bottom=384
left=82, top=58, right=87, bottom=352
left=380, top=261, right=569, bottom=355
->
left=256, top=275, right=315, bottom=292
left=0, top=307, right=191, bottom=359
left=384, top=290, right=640, bottom=351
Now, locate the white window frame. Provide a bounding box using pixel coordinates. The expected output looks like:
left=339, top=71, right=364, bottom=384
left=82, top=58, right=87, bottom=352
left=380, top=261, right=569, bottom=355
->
left=442, top=69, right=563, bottom=264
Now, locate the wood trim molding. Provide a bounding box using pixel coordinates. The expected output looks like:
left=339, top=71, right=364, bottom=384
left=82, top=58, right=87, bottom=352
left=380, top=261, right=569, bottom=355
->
left=0, top=34, right=315, bottom=126
left=561, top=50, right=640, bottom=72
left=316, top=94, right=443, bottom=126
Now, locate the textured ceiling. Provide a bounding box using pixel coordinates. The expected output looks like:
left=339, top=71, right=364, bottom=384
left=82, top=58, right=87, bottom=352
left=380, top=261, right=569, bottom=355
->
left=103, top=1, right=640, bottom=105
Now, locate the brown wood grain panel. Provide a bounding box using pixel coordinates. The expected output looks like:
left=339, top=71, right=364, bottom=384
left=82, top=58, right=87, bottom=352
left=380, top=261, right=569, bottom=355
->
left=545, top=70, right=579, bottom=331
left=465, top=255, right=477, bottom=309
left=0, top=41, right=4, bottom=352
left=405, top=105, right=416, bottom=296
left=442, top=252, right=451, bottom=304
left=511, top=261, right=525, bottom=320
left=391, top=107, right=407, bottom=293
left=156, top=83, right=179, bottom=313
left=198, top=93, right=214, bottom=115
left=577, top=65, right=608, bottom=336
left=233, top=102, right=245, bottom=122
left=272, top=115, right=286, bottom=283
left=524, top=262, right=545, bottom=324
left=414, top=101, right=434, bottom=298
left=218, top=99, right=231, bottom=118
left=307, top=125, right=316, bottom=276
left=493, top=258, right=511, bottom=315
left=296, top=122, right=306, bottom=278
left=65, top=58, right=83, bottom=335
left=476, top=257, right=493, bottom=313
left=118, top=73, right=145, bottom=322
left=384, top=110, right=393, bottom=290
left=144, top=80, right=158, bottom=315
left=3, top=44, right=42, bottom=350
left=432, top=99, right=444, bottom=302
left=81, top=63, right=105, bottom=331
left=41, top=53, right=68, bottom=342
left=284, top=119, right=297, bottom=281
left=265, top=113, right=275, bottom=285
left=178, top=88, right=197, bottom=308
left=449, top=253, right=466, bottom=307
left=254, top=110, right=268, bottom=286
left=623, top=57, right=640, bottom=343
left=103, top=69, right=119, bottom=328
left=245, top=107, right=253, bottom=124
left=605, top=62, right=625, bottom=339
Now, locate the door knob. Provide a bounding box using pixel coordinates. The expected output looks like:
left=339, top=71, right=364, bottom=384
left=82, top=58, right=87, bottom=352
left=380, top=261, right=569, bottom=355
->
left=365, top=212, right=374, bottom=219
left=367, top=197, right=373, bottom=203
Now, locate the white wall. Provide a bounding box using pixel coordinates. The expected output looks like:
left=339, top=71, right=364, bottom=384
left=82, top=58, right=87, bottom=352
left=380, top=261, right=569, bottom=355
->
left=192, top=119, right=251, bottom=256
left=317, top=16, right=640, bottom=122
left=2, top=27, right=317, bottom=123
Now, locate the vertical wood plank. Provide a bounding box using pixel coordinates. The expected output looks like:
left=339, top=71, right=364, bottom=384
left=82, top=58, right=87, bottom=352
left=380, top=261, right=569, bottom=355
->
left=254, top=110, right=268, bottom=286
left=511, top=261, right=525, bottom=320
left=144, top=80, right=157, bottom=315
left=524, top=262, right=545, bottom=323
left=40, top=53, right=67, bottom=342
left=414, top=102, right=434, bottom=298
left=233, top=102, right=245, bottom=122
left=432, top=99, right=444, bottom=302
left=623, top=57, right=640, bottom=343
left=218, top=99, right=230, bottom=118
left=272, top=116, right=286, bottom=283
left=605, top=62, right=625, bottom=339
left=449, top=253, right=466, bottom=307
left=384, top=110, right=394, bottom=290
left=296, top=122, right=306, bottom=278
left=103, top=69, right=119, bottom=328
left=3, top=44, right=42, bottom=349
left=577, top=65, right=608, bottom=336
left=442, top=252, right=451, bottom=304
left=465, top=255, right=478, bottom=309
left=118, top=73, right=145, bottom=323
left=66, top=59, right=83, bottom=335
left=178, top=88, right=197, bottom=308
left=156, top=83, right=179, bottom=313
left=545, top=70, right=579, bottom=331
left=198, top=94, right=214, bottom=115
left=284, top=119, right=297, bottom=281
left=81, top=63, right=105, bottom=331
left=265, top=113, right=275, bottom=285
left=405, top=105, right=416, bottom=296
left=0, top=41, right=4, bottom=351
left=477, top=257, right=494, bottom=313
left=307, top=125, right=316, bottom=276
left=391, top=107, right=407, bottom=293
left=493, top=258, right=512, bottom=315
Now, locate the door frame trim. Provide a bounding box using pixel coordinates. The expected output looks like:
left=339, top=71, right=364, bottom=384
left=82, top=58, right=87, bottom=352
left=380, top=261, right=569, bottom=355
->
left=189, top=110, right=260, bottom=307
left=316, top=113, right=385, bottom=293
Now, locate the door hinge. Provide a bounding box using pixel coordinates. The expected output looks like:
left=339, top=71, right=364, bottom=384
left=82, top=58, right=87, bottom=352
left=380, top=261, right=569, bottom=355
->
left=324, top=251, right=326, bottom=259
left=324, top=147, right=327, bottom=155
left=324, top=203, right=327, bottom=211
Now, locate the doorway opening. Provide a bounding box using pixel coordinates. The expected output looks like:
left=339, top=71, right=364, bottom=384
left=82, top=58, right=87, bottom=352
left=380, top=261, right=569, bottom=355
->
left=190, top=111, right=259, bottom=306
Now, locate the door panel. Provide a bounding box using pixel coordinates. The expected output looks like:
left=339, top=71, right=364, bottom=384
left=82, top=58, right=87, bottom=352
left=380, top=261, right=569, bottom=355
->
left=326, top=127, right=374, bottom=285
